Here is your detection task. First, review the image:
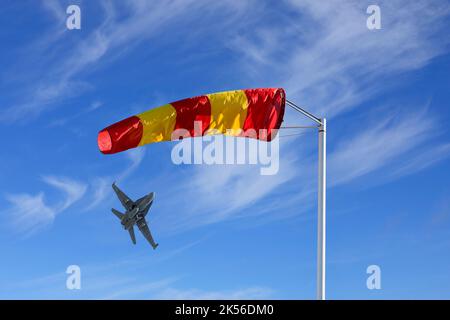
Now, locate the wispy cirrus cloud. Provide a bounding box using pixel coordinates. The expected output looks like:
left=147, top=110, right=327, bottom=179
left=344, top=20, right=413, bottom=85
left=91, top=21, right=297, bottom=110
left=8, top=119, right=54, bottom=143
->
left=48, top=100, right=104, bottom=127
left=4, top=176, right=87, bottom=235
left=231, top=0, right=450, bottom=119
left=5, top=238, right=268, bottom=299
left=2, top=144, right=146, bottom=235
left=4, top=192, right=55, bottom=236
left=149, top=136, right=312, bottom=233
left=41, top=0, right=66, bottom=22
left=9, top=267, right=272, bottom=300
left=158, top=1, right=448, bottom=235
left=0, top=0, right=258, bottom=123
left=84, top=147, right=147, bottom=212
left=7, top=266, right=177, bottom=299
left=219, top=0, right=450, bottom=214
left=41, top=175, right=87, bottom=211
left=390, top=143, right=450, bottom=180
left=84, top=177, right=111, bottom=212
left=117, top=148, right=146, bottom=182
left=100, top=277, right=178, bottom=300
left=159, top=103, right=450, bottom=233
left=328, top=106, right=445, bottom=186
left=155, top=286, right=274, bottom=300
left=4, top=1, right=449, bottom=235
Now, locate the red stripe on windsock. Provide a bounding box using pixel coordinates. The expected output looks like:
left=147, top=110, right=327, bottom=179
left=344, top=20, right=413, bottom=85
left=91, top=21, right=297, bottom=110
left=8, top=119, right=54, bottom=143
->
left=98, top=116, right=143, bottom=154
left=242, top=88, right=285, bottom=141
left=171, top=95, right=211, bottom=137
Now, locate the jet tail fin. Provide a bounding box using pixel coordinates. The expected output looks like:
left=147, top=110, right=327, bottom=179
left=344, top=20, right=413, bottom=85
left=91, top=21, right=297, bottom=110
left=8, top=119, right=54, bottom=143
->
left=111, top=208, right=124, bottom=221
left=128, top=226, right=136, bottom=244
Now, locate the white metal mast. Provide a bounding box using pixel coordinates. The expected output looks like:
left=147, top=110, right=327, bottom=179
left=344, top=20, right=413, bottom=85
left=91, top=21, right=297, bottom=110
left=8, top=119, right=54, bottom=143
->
left=285, top=100, right=326, bottom=300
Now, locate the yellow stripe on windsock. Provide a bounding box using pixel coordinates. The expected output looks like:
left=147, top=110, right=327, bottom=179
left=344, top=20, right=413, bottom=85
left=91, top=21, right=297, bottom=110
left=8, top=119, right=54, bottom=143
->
left=206, top=90, right=249, bottom=135
left=137, top=103, right=177, bottom=145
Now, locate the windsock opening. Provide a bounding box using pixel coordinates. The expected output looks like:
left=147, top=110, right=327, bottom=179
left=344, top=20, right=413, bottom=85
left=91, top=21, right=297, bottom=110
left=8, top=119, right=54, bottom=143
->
left=97, top=130, right=112, bottom=154
left=97, top=116, right=143, bottom=154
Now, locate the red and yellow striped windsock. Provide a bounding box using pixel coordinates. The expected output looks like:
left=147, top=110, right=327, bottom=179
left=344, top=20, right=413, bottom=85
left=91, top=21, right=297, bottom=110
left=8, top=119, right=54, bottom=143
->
left=98, top=88, right=285, bottom=154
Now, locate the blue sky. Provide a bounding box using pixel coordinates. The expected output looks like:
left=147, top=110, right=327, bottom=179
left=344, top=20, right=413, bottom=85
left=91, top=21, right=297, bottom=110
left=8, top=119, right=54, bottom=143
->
left=0, top=0, right=449, bottom=299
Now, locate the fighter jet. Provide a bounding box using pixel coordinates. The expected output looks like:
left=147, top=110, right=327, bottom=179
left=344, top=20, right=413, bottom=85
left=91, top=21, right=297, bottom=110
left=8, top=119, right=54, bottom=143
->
left=111, top=183, right=159, bottom=249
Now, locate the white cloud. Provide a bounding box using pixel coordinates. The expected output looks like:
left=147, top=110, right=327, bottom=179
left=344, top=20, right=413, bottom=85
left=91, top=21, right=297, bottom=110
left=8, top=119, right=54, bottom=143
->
left=155, top=286, right=274, bottom=300
left=84, top=148, right=147, bottom=211
left=152, top=138, right=308, bottom=233
left=231, top=0, right=449, bottom=120
left=85, top=177, right=111, bottom=211
left=328, top=107, right=439, bottom=186
left=162, top=104, right=450, bottom=232
left=4, top=176, right=87, bottom=235
left=88, top=101, right=103, bottom=111
left=7, top=265, right=177, bottom=299
left=221, top=0, right=450, bottom=201
left=170, top=1, right=447, bottom=233
left=9, top=262, right=272, bottom=299
left=0, top=0, right=257, bottom=123
left=41, top=0, right=66, bottom=22
left=100, top=278, right=177, bottom=300
left=118, top=148, right=146, bottom=182
left=4, top=1, right=448, bottom=233
left=41, top=176, right=87, bottom=211
left=48, top=100, right=104, bottom=127
left=5, top=192, right=55, bottom=235
left=390, top=143, right=450, bottom=179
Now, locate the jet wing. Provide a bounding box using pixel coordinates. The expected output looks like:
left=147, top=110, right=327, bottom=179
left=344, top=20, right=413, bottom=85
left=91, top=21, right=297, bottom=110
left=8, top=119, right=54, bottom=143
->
left=112, top=183, right=133, bottom=210
left=136, top=218, right=158, bottom=249
left=136, top=192, right=154, bottom=210
left=111, top=208, right=125, bottom=221
left=128, top=226, right=136, bottom=244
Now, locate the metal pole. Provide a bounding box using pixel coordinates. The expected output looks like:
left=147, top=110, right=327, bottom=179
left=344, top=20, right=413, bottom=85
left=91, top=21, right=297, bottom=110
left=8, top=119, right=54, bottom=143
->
left=286, top=100, right=322, bottom=125
left=317, top=118, right=326, bottom=300
left=285, top=99, right=327, bottom=299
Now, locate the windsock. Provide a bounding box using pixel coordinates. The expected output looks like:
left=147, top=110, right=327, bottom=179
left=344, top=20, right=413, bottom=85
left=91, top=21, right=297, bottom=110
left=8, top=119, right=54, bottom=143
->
left=98, top=88, right=285, bottom=154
